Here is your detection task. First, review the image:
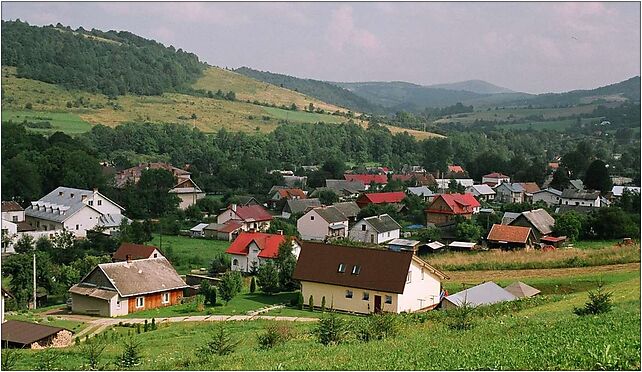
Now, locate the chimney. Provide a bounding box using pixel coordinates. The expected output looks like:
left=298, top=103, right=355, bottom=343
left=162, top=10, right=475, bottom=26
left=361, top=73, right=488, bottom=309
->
left=126, top=254, right=132, bottom=264
left=231, top=204, right=237, bottom=212
left=81, top=195, right=87, bottom=202
left=277, top=230, right=283, bottom=235
left=93, top=188, right=98, bottom=194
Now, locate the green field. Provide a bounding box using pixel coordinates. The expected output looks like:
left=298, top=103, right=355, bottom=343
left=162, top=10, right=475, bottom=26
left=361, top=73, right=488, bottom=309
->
left=261, top=106, right=345, bottom=124
left=1, top=110, right=93, bottom=134
left=7, top=272, right=640, bottom=370
left=148, top=234, right=230, bottom=274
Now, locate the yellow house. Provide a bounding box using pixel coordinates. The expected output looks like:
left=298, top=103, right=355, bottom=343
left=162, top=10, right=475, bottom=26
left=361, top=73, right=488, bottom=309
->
left=293, top=241, right=448, bottom=314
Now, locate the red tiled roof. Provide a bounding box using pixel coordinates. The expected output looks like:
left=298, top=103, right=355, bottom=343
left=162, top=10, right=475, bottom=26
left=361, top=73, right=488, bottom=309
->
left=276, top=188, right=306, bottom=199
left=487, top=224, right=532, bottom=244
left=225, top=232, right=288, bottom=259
left=541, top=235, right=566, bottom=243
left=484, top=172, right=510, bottom=179
left=219, top=220, right=243, bottom=233
left=426, top=193, right=480, bottom=214
left=548, top=162, right=559, bottom=169
left=519, top=182, right=541, bottom=194
left=391, top=173, right=436, bottom=185
left=448, top=165, right=465, bottom=173
left=344, top=174, right=388, bottom=184
left=113, top=243, right=159, bottom=261
left=231, top=205, right=273, bottom=222
left=359, top=192, right=406, bottom=204
left=1, top=201, right=23, bottom=212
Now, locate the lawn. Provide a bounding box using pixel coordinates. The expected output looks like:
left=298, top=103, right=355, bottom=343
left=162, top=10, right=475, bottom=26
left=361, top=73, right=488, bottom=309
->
left=8, top=275, right=640, bottom=370
left=1, top=110, right=93, bottom=134
left=261, top=106, right=346, bottom=124
left=148, top=234, right=230, bottom=274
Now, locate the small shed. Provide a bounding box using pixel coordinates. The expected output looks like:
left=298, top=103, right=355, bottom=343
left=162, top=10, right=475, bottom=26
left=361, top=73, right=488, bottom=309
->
left=1, top=320, right=73, bottom=348
left=387, top=238, right=421, bottom=252
left=448, top=241, right=477, bottom=250
left=504, top=281, right=541, bottom=298
left=190, top=223, right=209, bottom=237
left=442, top=282, right=517, bottom=309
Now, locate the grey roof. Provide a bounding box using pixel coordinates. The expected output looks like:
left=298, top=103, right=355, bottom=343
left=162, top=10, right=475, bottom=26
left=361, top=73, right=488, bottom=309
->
left=535, top=187, right=562, bottom=197
left=569, top=179, right=584, bottom=190
left=25, top=187, right=124, bottom=224
left=444, top=282, right=517, bottom=308
left=498, top=183, right=524, bottom=193
left=516, top=209, right=555, bottom=235
left=561, top=189, right=600, bottom=200
left=283, top=175, right=307, bottom=187
left=388, top=238, right=420, bottom=248
left=325, top=179, right=366, bottom=192
left=285, top=198, right=321, bottom=215
left=92, top=257, right=188, bottom=297
left=504, top=281, right=541, bottom=298
left=332, top=201, right=360, bottom=218
left=190, top=223, right=209, bottom=232
left=501, top=212, right=521, bottom=225
left=362, top=214, right=402, bottom=233
left=99, top=213, right=130, bottom=228
left=468, top=184, right=495, bottom=195
left=314, top=206, right=348, bottom=223
left=611, top=186, right=641, bottom=197
left=69, top=284, right=118, bottom=300
left=407, top=186, right=435, bottom=197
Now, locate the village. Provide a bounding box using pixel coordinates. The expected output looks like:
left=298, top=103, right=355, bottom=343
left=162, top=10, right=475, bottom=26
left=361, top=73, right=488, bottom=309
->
left=1, top=159, right=639, bottom=356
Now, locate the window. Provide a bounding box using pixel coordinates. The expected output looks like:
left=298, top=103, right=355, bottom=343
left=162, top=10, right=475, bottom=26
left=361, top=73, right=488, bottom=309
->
left=387, top=232, right=390, bottom=237
left=88, top=200, right=93, bottom=206
left=421, top=268, right=425, bottom=280
left=385, top=295, right=392, bottom=304
left=116, top=300, right=121, bottom=309
left=310, top=215, right=315, bottom=221
left=233, top=259, right=239, bottom=266
left=345, top=290, right=353, bottom=299
left=162, top=292, right=170, bottom=304
left=362, top=292, right=369, bottom=301
left=76, top=224, right=79, bottom=230
left=11, top=216, right=17, bottom=222
left=361, top=224, right=366, bottom=231
left=136, top=296, right=144, bottom=308
left=153, top=253, right=158, bottom=258
left=337, top=263, right=346, bottom=273
left=97, top=200, right=102, bottom=206
left=351, top=265, right=360, bottom=275
left=406, top=271, right=412, bottom=284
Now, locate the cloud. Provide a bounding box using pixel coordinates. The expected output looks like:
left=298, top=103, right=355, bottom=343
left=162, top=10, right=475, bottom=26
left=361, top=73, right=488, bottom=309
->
left=325, top=5, right=381, bottom=53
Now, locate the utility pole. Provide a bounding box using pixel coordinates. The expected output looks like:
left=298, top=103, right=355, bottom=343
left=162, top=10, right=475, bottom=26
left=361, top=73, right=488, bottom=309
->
left=32, top=251, right=37, bottom=310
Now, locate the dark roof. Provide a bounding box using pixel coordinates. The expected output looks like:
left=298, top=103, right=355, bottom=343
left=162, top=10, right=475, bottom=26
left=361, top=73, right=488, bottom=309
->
left=285, top=198, right=321, bottom=214
left=331, top=201, right=360, bottom=218
left=514, top=209, right=555, bottom=235
left=561, top=189, right=600, bottom=200
left=362, top=214, right=401, bottom=233
left=16, top=221, right=36, bottom=232
left=113, top=243, right=159, bottom=261
left=293, top=241, right=414, bottom=294
left=1, top=320, right=68, bottom=346
left=1, top=201, right=23, bottom=212
left=314, top=206, right=348, bottom=223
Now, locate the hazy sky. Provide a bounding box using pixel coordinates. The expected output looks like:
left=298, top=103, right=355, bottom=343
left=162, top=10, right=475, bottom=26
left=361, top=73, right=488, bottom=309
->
left=2, top=2, right=640, bottom=93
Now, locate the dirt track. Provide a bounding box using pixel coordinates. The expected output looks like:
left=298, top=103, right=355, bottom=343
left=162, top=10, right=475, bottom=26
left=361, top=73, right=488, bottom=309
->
left=444, top=262, right=640, bottom=283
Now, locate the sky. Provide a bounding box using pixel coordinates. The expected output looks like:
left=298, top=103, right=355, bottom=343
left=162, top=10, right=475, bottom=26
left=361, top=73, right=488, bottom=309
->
left=1, top=1, right=640, bottom=94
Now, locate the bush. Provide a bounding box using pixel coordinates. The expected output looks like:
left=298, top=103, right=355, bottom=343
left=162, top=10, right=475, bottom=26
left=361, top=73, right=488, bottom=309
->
left=257, top=323, right=293, bottom=350
left=321, top=296, right=326, bottom=312
left=80, top=338, right=106, bottom=370
left=219, top=271, right=243, bottom=303
left=198, top=325, right=240, bottom=356
left=296, top=292, right=304, bottom=310
left=447, top=300, right=476, bottom=330
left=115, top=337, right=142, bottom=368
left=574, top=282, right=613, bottom=316
left=250, top=277, right=256, bottom=293
left=314, top=312, right=348, bottom=346
left=200, top=280, right=217, bottom=306
left=194, top=294, right=206, bottom=312
left=355, top=313, right=400, bottom=342
left=308, top=295, right=314, bottom=312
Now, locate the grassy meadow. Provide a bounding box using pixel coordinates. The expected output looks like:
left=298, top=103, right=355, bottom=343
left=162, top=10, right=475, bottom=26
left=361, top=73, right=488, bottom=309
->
left=7, top=271, right=640, bottom=370
left=147, top=234, right=230, bottom=274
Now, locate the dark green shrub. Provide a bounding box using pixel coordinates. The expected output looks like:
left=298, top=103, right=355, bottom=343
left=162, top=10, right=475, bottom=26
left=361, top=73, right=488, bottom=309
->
left=198, top=325, right=240, bottom=356
left=257, top=323, right=293, bottom=350
left=574, top=282, right=613, bottom=316
left=308, top=295, right=314, bottom=312
left=115, top=337, right=142, bottom=368
left=250, top=277, right=256, bottom=293
left=81, top=338, right=106, bottom=370
left=321, top=296, right=326, bottom=312
left=447, top=300, right=476, bottom=330
left=296, top=292, right=304, bottom=310
left=356, top=313, right=400, bottom=342
left=314, top=312, right=348, bottom=346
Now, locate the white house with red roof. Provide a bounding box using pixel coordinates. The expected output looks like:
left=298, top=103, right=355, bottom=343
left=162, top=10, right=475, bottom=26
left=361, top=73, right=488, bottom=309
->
left=482, top=172, right=511, bottom=186
left=217, top=204, right=273, bottom=232
left=225, top=232, right=301, bottom=273
left=425, top=193, right=481, bottom=225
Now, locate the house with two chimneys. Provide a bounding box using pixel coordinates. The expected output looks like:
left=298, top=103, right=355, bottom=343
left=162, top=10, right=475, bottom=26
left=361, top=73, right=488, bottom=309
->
left=24, top=187, right=130, bottom=238
left=293, top=241, right=448, bottom=314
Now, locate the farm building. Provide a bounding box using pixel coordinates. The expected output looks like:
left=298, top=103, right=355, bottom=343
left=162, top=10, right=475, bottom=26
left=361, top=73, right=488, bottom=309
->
left=225, top=232, right=300, bottom=273
left=69, top=257, right=188, bottom=317
left=504, top=282, right=541, bottom=298
left=355, top=192, right=406, bottom=208
left=112, top=243, right=164, bottom=262
left=442, top=282, right=517, bottom=309
left=509, top=209, right=555, bottom=241
left=293, top=241, right=448, bottom=314
left=203, top=220, right=243, bottom=241
left=189, top=223, right=209, bottom=237
left=486, top=224, right=536, bottom=249
left=425, top=193, right=480, bottom=225
left=1, top=320, right=73, bottom=349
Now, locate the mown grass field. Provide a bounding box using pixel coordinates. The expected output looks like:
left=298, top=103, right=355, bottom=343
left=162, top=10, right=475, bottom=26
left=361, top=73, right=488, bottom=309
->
left=8, top=271, right=640, bottom=370
left=147, top=234, right=230, bottom=274
left=1, top=110, right=92, bottom=134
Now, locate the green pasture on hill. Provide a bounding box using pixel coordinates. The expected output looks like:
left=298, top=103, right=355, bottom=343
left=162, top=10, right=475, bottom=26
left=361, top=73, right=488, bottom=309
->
left=261, top=106, right=346, bottom=124
left=1, top=110, right=93, bottom=134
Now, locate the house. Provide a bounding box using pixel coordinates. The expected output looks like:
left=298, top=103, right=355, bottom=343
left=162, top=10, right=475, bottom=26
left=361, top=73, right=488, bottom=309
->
left=115, top=162, right=204, bottom=210
left=569, top=179, right=585, bottom=191
left=1, top=320, right=73, bottom=348
left=482, top=172, right=510, bottom=186
left=331, top=201, right=361, bottom=224
left=560, top=189, right=601, bottom=208
left=2, top=201, right=37, bottom=253
left=112, top=243, right=163, bottom=262
left=518, top=182, right=541, bottom=203
left=465, top=184, right=496, bottom=202
left=425, top=193, right=480, bottom=225
left=532, top=188, right=562, bottom=207
left=189, top=223, right=209, bottom=237
left=217, top=204, right=273, bottom=232
left=434, top=177, right=475, bottom=191
left=406, top=186, right=436, bottom=202
left=355, top=192, right=406, bottom=208
left=267, top=188, right=306, bottom=209
left=610, top=186, right=641, bottom=199
left=297, top=206, right=349, bottom=241
left=504, top=281, right=541, bottom=298
left=501, top=212, right=521, bottom=225
left=441, top=282, right=517, bottom=309
left=344, top=174, right=388, bottom=190
left=509, top=209, right=555, bottom=241
left=391, top=173, right=436, bottom=187
left=325, top=179, right=367, bottom=195
left=387, top=239, right=421, bottom=252
left=348, top=214, right=401, bottom=244
left=25, top=187, right=129, bottom=238
left=225, top=232, right=301, bottom=273
left=169, top=178, right=206, bottom=210
left=448, top=165, right=465, bottom=174
left=293, top=241, right=448, bottom=314
left=486, top=224, right=536, bottom=249
left=494, top=183, right=524, bottom=204
left=231, top=196, right=261, bottom=206
left=69, top=257, right=188, bottom=317
left=203, top=220, right=244, bottom=241
left=281, top=198, right=321, bottom=218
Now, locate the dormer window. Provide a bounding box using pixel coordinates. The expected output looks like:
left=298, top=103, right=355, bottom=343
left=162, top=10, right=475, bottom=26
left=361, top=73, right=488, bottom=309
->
left=70, top=193, right=75, bottom=198
left=337, top=263, right=346, bottom=273
left=351, top=265, right=360, bottom=275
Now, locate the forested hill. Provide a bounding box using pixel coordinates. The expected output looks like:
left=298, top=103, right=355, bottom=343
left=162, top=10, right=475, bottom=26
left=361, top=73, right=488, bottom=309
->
left=1, top=20, right=206, bottom=96
left=234, top=66, right=385, bottom=114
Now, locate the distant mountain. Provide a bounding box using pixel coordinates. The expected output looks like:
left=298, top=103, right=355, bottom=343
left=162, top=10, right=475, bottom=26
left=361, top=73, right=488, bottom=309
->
left=234, top=67, right=385, bottom=114
left=428, top=80, right=515, bottom=94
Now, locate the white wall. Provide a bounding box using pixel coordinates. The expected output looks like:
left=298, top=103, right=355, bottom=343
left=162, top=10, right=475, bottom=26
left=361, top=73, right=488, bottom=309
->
left=63, top=207, right=103, bottom=238
left=348, top=221, right=400, bottom=244
left=71, top=293, right=116, bottom=317
left=533, top=191, right=561, bottom=206
left=561, top=197, right=600, bottom=207
left=176, top=192, right=206, bottom=210
left=88, top=192, right=122, bottom=216
left=396, top=259, right=442, bottom=312
left=2, top=210, right=25, bottom=223
left=298, top=210, right=331, bottom=241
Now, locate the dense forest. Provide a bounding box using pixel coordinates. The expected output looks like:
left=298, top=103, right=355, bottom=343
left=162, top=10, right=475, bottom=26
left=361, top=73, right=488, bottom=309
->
left=1, top=20, right=206, bottom=96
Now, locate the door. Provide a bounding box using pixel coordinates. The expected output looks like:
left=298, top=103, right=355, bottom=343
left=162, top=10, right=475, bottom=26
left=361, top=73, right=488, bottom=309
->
left=374, top=295, right=382, bottom=313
